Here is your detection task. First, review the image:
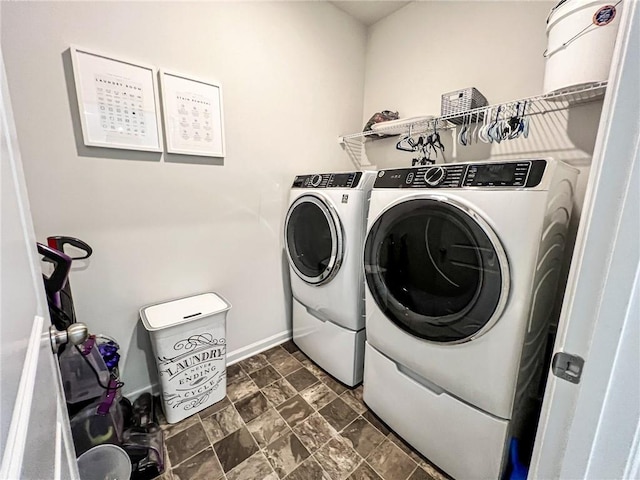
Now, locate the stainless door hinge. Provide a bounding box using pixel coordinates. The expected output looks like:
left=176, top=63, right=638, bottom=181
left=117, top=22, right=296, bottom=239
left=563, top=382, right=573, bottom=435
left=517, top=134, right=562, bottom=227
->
left=552, top=352, right=585, bottom=384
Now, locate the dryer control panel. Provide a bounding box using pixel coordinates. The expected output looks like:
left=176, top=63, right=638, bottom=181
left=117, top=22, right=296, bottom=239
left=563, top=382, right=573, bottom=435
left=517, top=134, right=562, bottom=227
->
left=374, top=159, right=547, bottom=189
left=292, top=172, right=363, bottom=189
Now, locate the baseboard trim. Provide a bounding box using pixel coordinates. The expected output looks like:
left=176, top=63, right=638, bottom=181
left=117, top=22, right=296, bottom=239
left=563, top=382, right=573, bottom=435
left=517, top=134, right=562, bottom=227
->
left=123, top=330, right=292, bottom=400
left=227, top=329, right=292, bottom=365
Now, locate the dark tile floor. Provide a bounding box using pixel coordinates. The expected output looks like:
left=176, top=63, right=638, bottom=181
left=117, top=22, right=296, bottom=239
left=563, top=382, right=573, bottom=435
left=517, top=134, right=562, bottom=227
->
left=157, top=341, right=450, bottom=480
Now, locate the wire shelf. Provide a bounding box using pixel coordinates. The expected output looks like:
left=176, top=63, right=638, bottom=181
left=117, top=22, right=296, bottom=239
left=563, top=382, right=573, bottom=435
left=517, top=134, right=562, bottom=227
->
left=339, top=81, right=608, bottom=168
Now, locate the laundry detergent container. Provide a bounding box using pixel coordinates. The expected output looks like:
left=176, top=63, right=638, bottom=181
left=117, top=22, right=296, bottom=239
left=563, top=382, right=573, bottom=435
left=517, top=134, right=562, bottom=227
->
left=140, top=292, right=230, bottom=424
left=543, top=0, right=622, bottom=94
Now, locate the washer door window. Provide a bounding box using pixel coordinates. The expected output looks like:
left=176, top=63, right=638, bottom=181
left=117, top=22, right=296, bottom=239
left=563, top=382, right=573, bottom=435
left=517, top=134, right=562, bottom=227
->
left=285, top=195, right=343, bottom=285
left=364, top=198, right=509, bottom=343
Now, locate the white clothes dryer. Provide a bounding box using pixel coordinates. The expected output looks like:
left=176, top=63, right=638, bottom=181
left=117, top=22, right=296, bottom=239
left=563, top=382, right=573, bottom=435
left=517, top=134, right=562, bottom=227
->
left=362, top=159, right=577, bottom=479
left=285, top=171, right=376, bottom=386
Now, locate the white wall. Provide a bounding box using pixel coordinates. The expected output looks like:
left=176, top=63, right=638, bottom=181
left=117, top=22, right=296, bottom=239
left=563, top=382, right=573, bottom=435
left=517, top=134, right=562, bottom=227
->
left=1, top=1, right=366, bottom=396
left=364, top=1, right=554, bottom=119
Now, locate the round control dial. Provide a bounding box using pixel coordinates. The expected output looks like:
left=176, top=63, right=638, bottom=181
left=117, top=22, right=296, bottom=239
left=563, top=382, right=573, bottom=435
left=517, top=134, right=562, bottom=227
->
left=424, top=166, right=446, bottom=186
left=310, top=174, right=323, bottom=187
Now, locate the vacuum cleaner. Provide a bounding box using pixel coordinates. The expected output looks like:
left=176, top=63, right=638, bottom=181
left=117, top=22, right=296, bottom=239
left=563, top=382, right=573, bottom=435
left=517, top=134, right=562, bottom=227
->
left=39, top=236, right=165, bottom=479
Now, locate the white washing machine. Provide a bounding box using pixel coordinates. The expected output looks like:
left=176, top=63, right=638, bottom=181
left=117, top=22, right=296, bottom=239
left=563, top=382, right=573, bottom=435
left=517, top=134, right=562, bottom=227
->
left=362, top=159, right=578, bottom=479
left=285, top=170, right=376, bottom=386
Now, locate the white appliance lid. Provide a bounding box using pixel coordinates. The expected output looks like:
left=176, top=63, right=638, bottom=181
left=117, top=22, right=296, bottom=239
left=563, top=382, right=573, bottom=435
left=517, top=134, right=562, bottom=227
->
left=140, top=292, right=231, bottom=331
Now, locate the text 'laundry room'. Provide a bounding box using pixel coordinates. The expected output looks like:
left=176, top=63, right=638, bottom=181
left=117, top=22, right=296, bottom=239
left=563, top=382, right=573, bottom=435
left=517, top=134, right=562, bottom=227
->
left=1, top=2, right=638, bottom=480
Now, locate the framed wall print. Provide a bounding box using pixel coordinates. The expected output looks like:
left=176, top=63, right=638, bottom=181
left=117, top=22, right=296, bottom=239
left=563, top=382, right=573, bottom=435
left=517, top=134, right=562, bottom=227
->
left=159, top=70, right=226, bottom=157
left=70, top=46, right=163, bottom=152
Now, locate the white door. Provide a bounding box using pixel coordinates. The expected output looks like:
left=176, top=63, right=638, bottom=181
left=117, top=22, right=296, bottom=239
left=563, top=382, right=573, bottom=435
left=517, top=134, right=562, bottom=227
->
left=0, top=51, right=79, bottom=479
left=530, top=2, right=640, bottom=478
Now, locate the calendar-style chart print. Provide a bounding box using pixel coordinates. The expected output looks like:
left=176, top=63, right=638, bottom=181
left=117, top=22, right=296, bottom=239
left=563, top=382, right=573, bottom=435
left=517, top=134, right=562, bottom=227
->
left=71, top=46, right=162, bottom=152
left=95, top=75, right=147, bottom=138
left=160, top=71, right=225, bottom=157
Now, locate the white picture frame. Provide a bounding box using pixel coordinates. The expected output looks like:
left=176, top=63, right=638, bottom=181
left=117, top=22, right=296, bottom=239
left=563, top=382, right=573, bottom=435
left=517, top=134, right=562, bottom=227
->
left=159, top=70, right=226, bottom=157
left=70, top=45, right=163, bottom=152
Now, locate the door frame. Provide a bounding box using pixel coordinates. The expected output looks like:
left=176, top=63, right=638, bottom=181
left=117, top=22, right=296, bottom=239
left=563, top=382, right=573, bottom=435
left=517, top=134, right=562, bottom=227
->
left=530, top=1, right=640, bottom=477
left=0, top=48, right=79, bottom=478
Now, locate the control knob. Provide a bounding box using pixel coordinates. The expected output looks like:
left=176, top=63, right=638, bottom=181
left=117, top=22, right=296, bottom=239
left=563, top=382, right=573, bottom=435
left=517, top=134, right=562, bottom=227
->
left=310, top=174, right=323, bottom=187
left=424, top=166, right=446, bottom=186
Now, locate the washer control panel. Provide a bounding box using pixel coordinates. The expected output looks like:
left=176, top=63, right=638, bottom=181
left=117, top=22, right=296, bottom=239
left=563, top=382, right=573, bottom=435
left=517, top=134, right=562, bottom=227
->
left=424, top=166, right=447, bottom=186
left=292, top=172, right=362, bottom=189
left=464, top=162, right=530, bottom=187
left=374, top=160, right=547, bottom=189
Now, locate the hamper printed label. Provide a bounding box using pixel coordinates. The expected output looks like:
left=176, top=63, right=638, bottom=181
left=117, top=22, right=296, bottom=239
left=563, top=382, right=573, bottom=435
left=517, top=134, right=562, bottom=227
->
left=158, top=333, right=226, bottom=411
left=593, top=5, right=616, bottom=26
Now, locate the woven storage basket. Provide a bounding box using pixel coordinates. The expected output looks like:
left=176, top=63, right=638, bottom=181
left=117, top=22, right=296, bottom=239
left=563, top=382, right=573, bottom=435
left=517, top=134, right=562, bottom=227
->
left=441, top=88, right=488, bottom=125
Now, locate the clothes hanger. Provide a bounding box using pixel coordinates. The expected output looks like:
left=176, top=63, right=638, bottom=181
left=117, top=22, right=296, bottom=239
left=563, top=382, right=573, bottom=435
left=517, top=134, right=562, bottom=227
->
left=430, top=122, right=445, bottom=155
left=396, top=125, right=417, bottom=152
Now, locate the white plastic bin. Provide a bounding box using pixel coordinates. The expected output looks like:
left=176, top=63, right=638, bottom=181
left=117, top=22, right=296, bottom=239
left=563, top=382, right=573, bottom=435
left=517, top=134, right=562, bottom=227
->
left=140, top=292, right=231, bottom=424
left=543, top=0, right=622, bottom=94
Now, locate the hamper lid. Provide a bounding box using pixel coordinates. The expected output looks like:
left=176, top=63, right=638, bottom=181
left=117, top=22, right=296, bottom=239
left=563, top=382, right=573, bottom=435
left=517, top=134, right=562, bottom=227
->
left=140, top=292, right=231, bottom=331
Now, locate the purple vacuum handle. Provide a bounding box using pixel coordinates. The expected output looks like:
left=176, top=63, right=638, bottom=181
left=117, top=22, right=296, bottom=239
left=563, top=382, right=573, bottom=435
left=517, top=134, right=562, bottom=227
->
left=37, top=243, right=72, bottom=297
left=97, top=378, right=119, bottom=416
left=47, top=236, right=93, bottom=260
left=81, top=335, right=96, bottom=356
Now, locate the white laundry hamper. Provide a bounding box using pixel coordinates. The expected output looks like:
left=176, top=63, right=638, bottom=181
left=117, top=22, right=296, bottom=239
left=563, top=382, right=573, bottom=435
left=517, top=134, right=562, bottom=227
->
left=543, top=0, right=622, bottom=94
left=140, top=292, right=231, bottom=424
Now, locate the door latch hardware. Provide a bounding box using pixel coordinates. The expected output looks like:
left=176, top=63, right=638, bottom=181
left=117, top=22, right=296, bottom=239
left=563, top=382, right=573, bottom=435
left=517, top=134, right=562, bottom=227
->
left=552, top=352, right=585, bottom=384
left=49, top=323, right=89, bottom=354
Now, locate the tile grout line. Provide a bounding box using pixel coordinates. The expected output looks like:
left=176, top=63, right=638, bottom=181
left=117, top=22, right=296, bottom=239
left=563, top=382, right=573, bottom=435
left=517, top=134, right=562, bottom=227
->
left=406, top=464, right=420, bottom=480
left=289, top=427, right=333, bottom=478
left=256, top=403, right=310, bottom=479
left=165, top=419, right=211, bottom=472
left=297, top=392, right=370, bottom=479
left=239, top=399, right=280, bottom=479
left=336, top=418, right=383, bottom=480
left=219, top=399, right=264, bottom=479
left=365, top=436, right=421, bottom=480
left=308, top=451, right=342, bottom=480
left=205, top=397, right=228, bottom=480
left=179, top=408, right=224, bottom=477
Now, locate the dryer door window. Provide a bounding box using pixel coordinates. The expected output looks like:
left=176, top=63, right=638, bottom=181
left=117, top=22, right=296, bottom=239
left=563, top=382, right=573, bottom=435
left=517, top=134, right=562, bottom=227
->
left=285, top=195, right=343, bottom=285
left=364, top=198, right=509, bottom=343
